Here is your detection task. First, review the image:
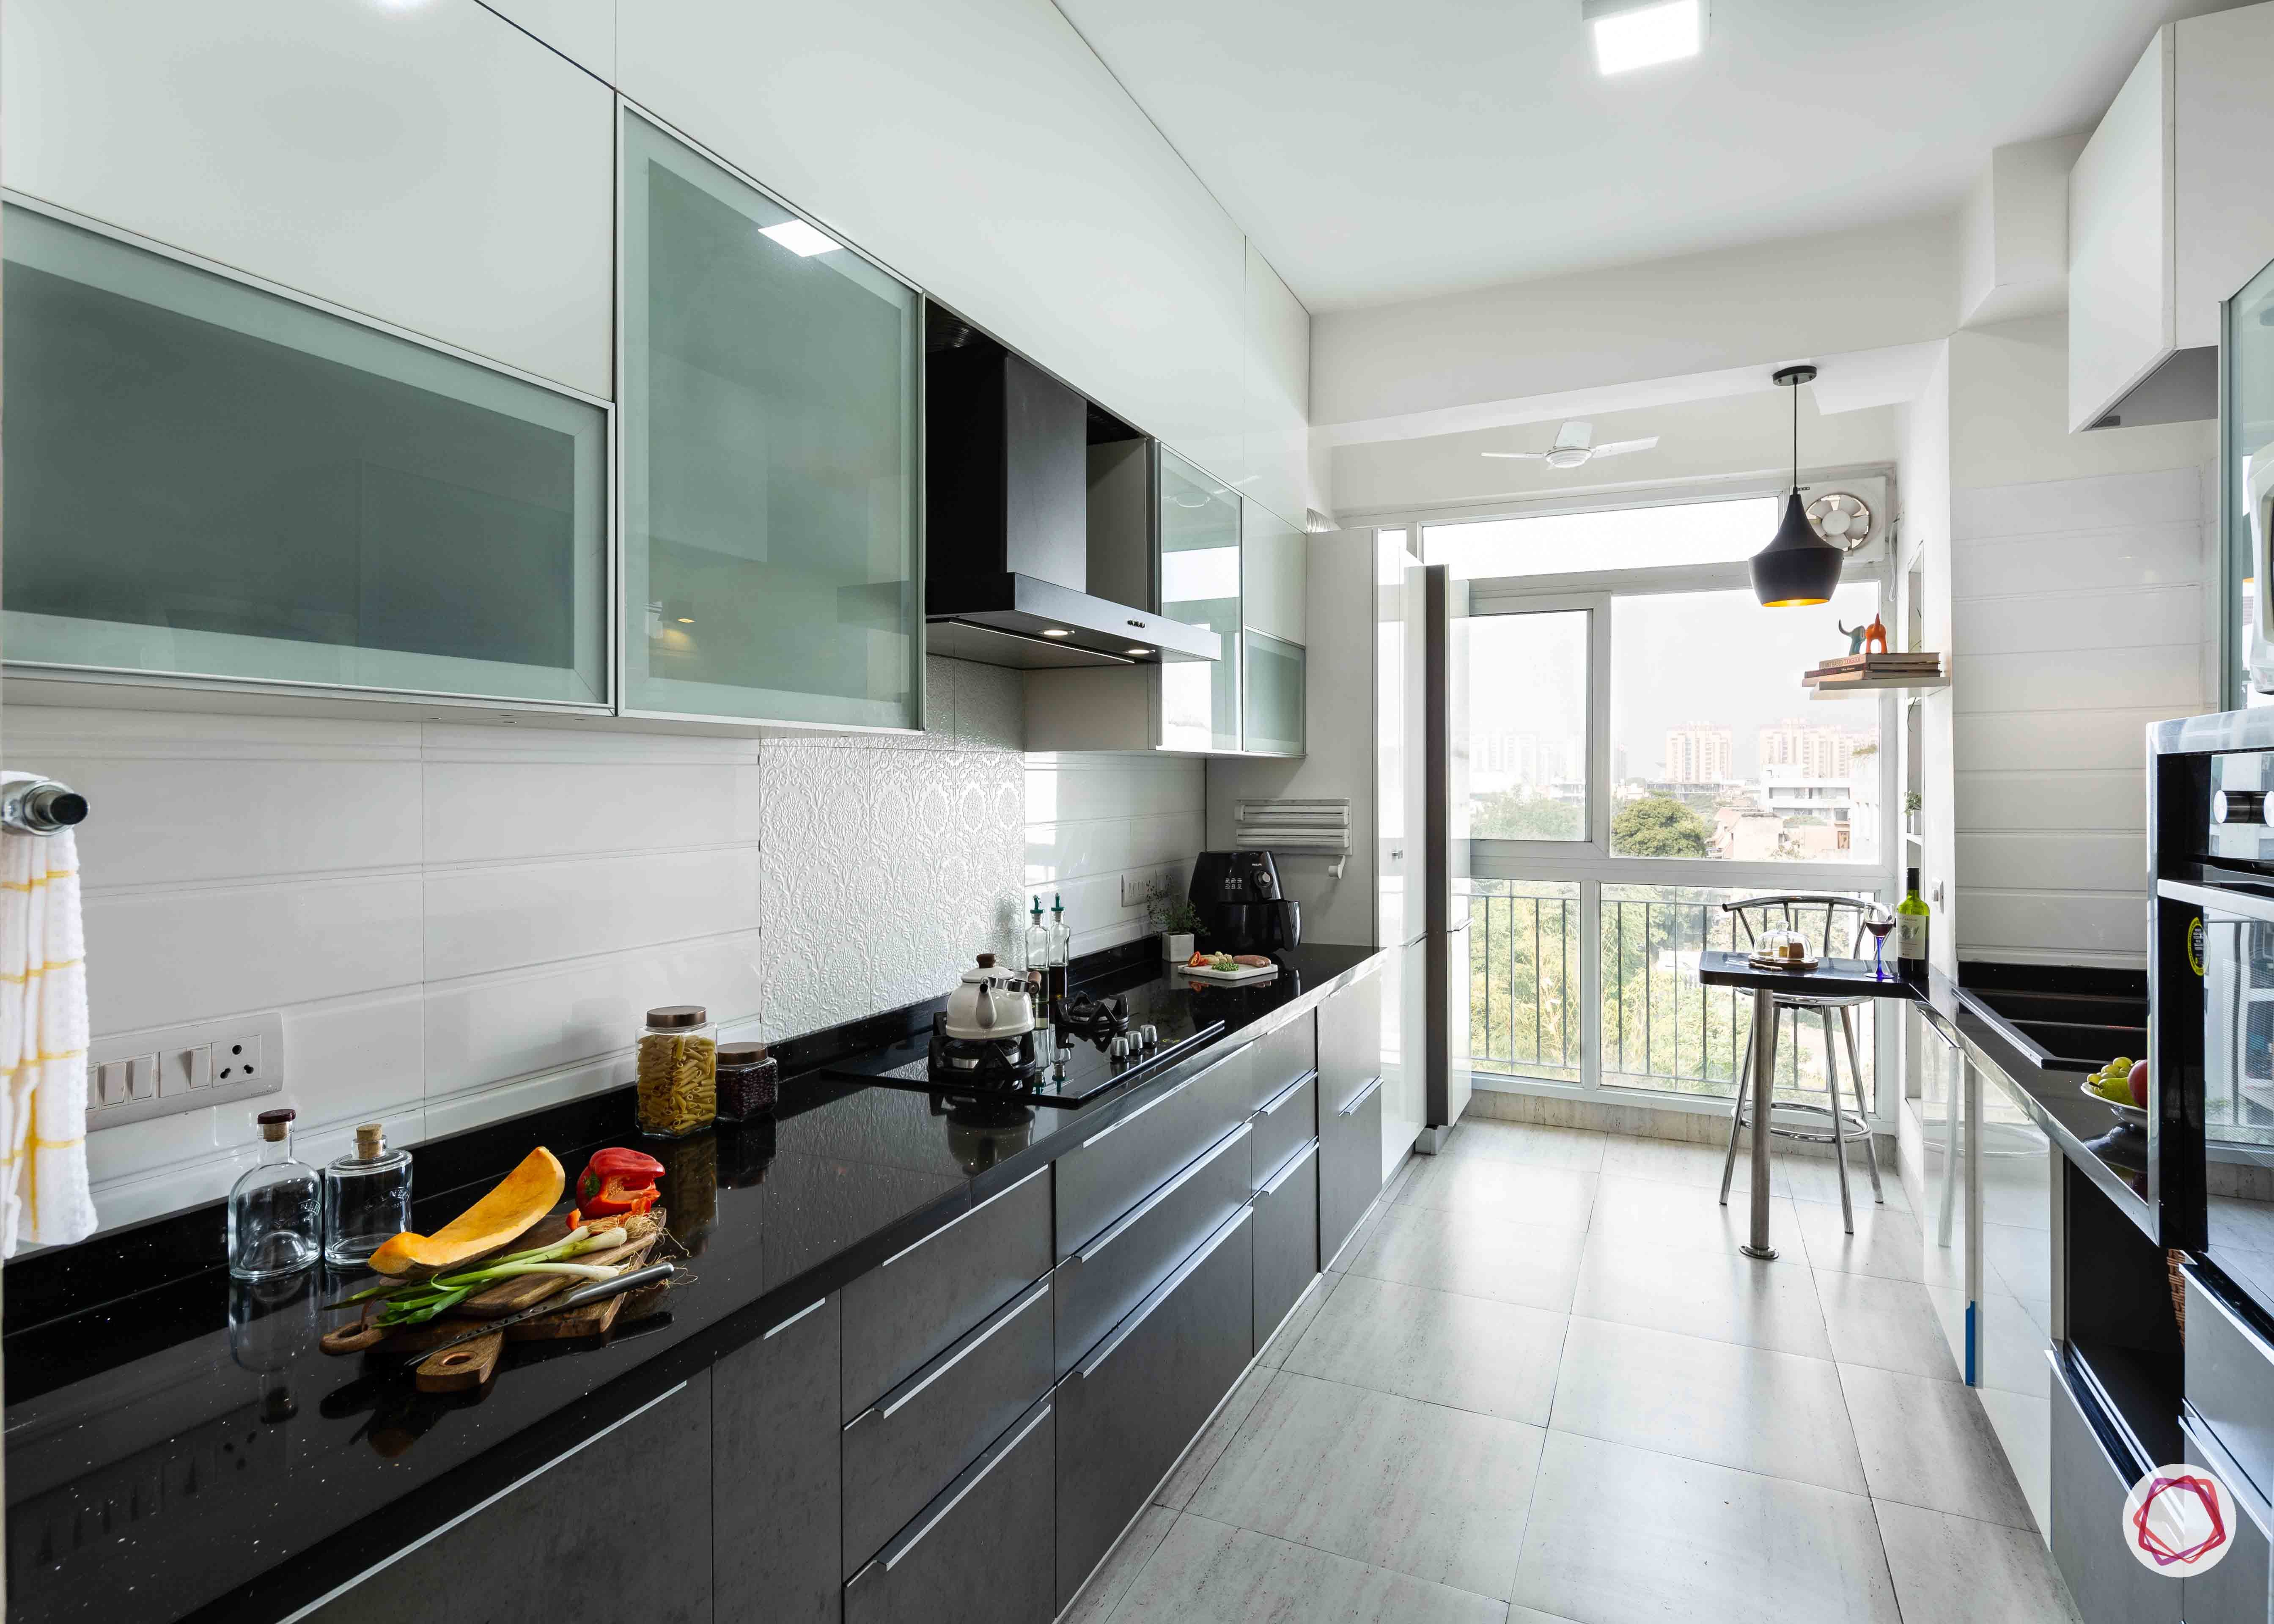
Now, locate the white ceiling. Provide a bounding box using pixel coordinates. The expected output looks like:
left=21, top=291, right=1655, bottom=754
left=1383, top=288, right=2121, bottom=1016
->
left=1052, top=0, right=2229, bottom=311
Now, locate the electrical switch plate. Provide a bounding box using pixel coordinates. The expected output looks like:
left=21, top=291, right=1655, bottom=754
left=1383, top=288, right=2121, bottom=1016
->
left=86, top=1013, right=283, bottom=1130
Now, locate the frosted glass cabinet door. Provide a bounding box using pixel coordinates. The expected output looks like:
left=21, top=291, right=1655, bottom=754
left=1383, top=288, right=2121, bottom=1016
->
left=1, top=204, right=609, bottom=706
left=1243, top=631, right=1305, bottom=757
left=1158, top=450, right=1241, bottom=752
left=622, top=112, right=922, bottom=730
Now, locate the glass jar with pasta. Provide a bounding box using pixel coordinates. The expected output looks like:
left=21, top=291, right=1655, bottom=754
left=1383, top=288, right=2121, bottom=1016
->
left=636, top=1004, right=717, bottom=1138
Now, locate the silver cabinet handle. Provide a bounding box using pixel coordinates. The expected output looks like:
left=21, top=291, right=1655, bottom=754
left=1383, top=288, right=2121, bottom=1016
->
left=878, top=1164, right=1049, bottom=1270
left=763, top=1298, right=828, bottom=1340
left=1075, top=1122, right=1250, bottom=1265
left=863, top=1402, right=1055, bottom=1578
left=1258, top=1137, right=1319, bottom=1197
left=1257, top=1070, right=1318, bottom=1117
left=869, top=1279, right=1050, bottom=1422
left=1337, top=1075, right=1385, bottom=1116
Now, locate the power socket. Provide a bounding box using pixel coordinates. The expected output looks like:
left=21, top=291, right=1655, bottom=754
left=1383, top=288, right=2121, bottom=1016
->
left=86, top=1012, right=284, bottom=1130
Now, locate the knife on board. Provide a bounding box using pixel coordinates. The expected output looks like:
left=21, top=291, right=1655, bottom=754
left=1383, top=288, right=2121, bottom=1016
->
left=415, top=1261, right=680, bottom=1361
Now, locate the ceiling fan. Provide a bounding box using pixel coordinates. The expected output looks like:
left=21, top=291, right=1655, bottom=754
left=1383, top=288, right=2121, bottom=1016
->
left=1482, top=420, right=1658, bottom=469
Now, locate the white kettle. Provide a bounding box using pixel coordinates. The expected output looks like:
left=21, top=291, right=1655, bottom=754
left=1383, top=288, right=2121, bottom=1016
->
left=943, top=953, right=1035, bottom=1041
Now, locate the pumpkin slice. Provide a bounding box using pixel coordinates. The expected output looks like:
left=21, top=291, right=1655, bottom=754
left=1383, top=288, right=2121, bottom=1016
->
left=367, top=1146, right=565, bottom=1277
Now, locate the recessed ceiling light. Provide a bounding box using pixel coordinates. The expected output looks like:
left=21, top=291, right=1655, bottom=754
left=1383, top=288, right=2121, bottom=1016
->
left=760, top=219, right=842, bottom=257
left=1041, top=628, right=1073, bottom=637
left=1583, top=0, right=1705, bottom=75
left=677, top=617, right=695, bottom=625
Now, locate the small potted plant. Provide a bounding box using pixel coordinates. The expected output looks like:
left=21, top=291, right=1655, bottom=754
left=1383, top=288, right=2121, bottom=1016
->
left=1156, top=898, right=1205, bottom=963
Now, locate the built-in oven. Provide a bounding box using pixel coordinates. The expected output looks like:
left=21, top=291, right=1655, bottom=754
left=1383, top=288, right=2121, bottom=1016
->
left=2151, top=710, right=2274, bottom=1602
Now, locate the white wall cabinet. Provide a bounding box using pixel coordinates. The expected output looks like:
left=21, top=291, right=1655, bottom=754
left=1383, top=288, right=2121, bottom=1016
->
left=1244, top=245, right=1314, bottom=530
left=0, top=0, right=614, bottom=398
left=618, top=0, right=1249, bottom=484
left=2069, top=1, right=2274, bottom=432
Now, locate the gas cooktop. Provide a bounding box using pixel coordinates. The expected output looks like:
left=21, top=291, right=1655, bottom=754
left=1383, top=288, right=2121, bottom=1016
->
left=819, top=977, right=1226, bottom=1107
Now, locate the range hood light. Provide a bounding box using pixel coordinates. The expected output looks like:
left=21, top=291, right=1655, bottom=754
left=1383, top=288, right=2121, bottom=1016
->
left=1041, top=628, right=1072, bottom=637
left=1125, top=646, right=1151, bottom=656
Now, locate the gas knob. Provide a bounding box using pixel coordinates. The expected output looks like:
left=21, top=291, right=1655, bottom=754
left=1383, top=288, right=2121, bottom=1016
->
left=2216, top=789, right=2270, bottom=826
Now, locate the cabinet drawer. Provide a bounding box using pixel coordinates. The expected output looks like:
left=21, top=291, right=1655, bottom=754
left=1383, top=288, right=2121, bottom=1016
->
left=1255, top=1012, right=1316, bottom=1101
left=844, top=1398, right=1055, bottom=1624
left=2051, top=1356, right=2175, bottom=1624
left=842, top=1165, right=1051, bottom=1421
left=1250, top=1074, right=1316, bottom=1192
left=843, top=1278, right=1054, bottom=1577
left=2186, top=1265, right=2274, bottom=1510
left=1054, top=1206, right=1254, bottom=1607
left=1054, top=1123, right=1250, bottom=1378
left=1253, top=1141, right=1320, bottom=1349
left=309, top=1378, right=711, bottom=1624
left=1056, top=1045, right=1250, bottom=1258
left=1318, top=1070, right=1384, bottom=1268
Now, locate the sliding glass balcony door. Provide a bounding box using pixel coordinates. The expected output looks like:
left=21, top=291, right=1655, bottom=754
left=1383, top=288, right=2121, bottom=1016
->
left=1428, top=495, right=1897, bottom=1115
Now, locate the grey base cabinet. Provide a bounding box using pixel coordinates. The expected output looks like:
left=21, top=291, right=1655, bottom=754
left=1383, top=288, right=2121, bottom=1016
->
left=309, top=1375, right=712, bottom=1624
left=844, top=1399, right=1056, bottom=1624
left=1317, top=974, right=1385, bottom=1267
left=1054, top=1208, right=1255, bottom=1606
left=1253, top=1141, right=1320, bottom=1348
left=2181, top=1433, right=2272, bottom=1624
left=716, top=1298, right=842, bottom=1624
left=842, top=1279, right=1055, bottom=1576
left=2050, top=1360, right=2175, bottom=1624
left=1318, top=1073, right=1383, bottom=1269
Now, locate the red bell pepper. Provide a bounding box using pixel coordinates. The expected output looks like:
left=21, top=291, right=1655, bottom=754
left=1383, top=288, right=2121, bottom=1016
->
left=575, top=1147, right=665, bottom=1219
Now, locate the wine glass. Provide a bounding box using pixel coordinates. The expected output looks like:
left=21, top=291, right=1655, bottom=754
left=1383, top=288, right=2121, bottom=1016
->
left=1862, top=908, right=1896, bottom=981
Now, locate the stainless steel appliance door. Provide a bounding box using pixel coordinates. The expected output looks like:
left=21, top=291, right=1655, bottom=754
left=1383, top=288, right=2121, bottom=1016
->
left=2194, top=896, right=2274, bottom=1324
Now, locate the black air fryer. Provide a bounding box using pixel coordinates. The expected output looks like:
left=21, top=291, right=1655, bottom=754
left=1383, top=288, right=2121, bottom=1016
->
left=1188, top=850, right=1300, bottom=955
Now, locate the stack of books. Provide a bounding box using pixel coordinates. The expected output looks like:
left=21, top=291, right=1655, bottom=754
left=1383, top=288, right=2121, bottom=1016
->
left=1803, top=652, right=1944, bottom=687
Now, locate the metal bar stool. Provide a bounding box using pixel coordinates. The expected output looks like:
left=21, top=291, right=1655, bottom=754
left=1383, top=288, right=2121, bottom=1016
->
left=1716, top=893, right=1884, bottom=1233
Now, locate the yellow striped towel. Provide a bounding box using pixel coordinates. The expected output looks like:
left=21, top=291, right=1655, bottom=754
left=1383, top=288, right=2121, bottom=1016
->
left=0, top=775, right=93, bottom=1254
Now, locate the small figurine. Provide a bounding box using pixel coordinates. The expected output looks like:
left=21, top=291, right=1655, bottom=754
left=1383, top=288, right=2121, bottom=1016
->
left=1836, top=615, right=1891, bottom=656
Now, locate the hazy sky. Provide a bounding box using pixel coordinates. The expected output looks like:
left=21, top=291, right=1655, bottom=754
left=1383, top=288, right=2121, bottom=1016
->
left=1433, top=498, right=1881, bottom=780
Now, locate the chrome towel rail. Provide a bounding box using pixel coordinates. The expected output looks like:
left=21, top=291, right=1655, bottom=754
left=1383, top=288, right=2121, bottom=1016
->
left=0, top=777, right=89, bottom=836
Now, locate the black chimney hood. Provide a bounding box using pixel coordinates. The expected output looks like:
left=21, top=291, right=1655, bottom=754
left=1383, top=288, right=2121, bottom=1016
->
left=924, top=310, right=1219, bottom=670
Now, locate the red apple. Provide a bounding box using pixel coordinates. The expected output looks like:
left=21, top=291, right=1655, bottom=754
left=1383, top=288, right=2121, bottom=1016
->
left=2128, top=1059, right=2149, bottom=1108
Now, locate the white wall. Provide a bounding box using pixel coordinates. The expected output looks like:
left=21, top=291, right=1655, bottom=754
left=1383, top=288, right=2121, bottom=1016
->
left=15, top=662, right=1199, bottom=1239
left=1311, top=213, right=1960, bottom=442
left=1946, top=315, right=2216, bottom=968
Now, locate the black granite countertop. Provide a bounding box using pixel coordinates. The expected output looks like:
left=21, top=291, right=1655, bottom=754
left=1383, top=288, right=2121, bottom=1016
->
left=1696, top=949, right=1923, bottom=999
left=2, top=943, right=1384, bottom=1624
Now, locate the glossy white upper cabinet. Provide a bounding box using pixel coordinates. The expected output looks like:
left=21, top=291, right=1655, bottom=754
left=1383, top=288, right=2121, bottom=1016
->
left=1244, top=246, right=1313, bottom=531
left=1241, top=505, right=1307, bottom=648
left=1, top=0, right=613, bottom=397
left=2069, top=1, right=2274, bottom=432
left=618, top=0, right=1247, bottom=480
left=477, top=0, right=615, bottom=82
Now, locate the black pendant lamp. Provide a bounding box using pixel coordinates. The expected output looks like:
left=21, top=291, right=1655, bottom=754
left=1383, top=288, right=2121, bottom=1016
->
left=1749, top=364, right=1843, bottom=608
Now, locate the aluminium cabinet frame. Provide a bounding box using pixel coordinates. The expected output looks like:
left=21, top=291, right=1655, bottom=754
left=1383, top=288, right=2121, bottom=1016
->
left=0, top=187, right=624, bottom=722
left=611, top=96, right=928, bottom=739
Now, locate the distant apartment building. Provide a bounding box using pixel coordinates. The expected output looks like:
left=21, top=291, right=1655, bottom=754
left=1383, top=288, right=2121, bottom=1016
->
left=1662, top=723, right=1732, bottom=784
left=1758, top=719, right=1878, bottom=782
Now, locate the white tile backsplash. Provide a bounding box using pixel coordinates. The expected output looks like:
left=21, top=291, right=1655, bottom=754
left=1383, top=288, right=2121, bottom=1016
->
left=1951, top=462, right=2213, bottom=968
left=27, top=654, right=1202, bottom=1240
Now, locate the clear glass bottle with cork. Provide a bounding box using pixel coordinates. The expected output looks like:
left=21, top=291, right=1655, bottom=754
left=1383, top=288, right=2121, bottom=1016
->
left=229, top=1108, right=321, bottom=1281
left=323, top=1121, right=413, bottom=1267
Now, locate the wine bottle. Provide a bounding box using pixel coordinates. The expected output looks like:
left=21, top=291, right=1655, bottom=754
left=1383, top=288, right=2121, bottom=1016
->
left=1895, top=866, right=1930, bottom=975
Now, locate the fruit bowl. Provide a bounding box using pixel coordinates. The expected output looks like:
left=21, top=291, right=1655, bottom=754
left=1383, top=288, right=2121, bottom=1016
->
left=2078, top=1079, right=2148, bottom=1129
